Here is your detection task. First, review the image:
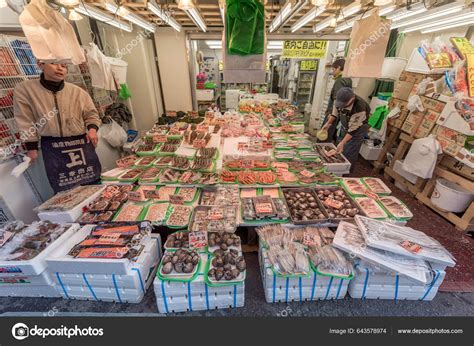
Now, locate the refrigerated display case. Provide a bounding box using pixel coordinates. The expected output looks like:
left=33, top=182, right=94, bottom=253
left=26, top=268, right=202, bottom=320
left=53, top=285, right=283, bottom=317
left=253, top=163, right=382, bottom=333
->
left=295, top=60, right=318, bottom=111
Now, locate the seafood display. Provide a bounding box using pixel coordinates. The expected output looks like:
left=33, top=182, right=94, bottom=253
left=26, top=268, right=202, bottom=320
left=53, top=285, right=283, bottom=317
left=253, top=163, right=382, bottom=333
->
left=283, top=188, right=328, bottom=224
left=160, top=249, right=200, bottom=276
left=178, top=171, right=203, bottom=184
left=362, top=177, right=392, bottom=195
left=224, top=159, right=270, bottom=170
left=176, top=187, right=198, bottom=202
left=171, top=156, right=191, bottom=170
left=166, top=205, right=193, bottom=228
left=315, top=144, right=347, bottom=164
left=190, top=206, right=238, bottom=233
left=114, top=203, right=144, bottom=222
left=159, top=143, right=179, bottom=154
left=378, top=196, right=413, bottom=219
left=164, top=231, right=189, bottom=249
left=119, top=168, right=144, bottom=181
left=276, top=170, right=298, bottom=184
left=314, top=187, right=361, bottom=220
left=134, top=156, right=156, bottom=167
left=192, top=157, right=213, bottom=171
left=136, top=143, right=157, bottom=154
left=37, top=186, right=103, bottom=212
left=139, top=167, right=161, bottom=182
left=342, top=178, right=367, bottom=195
left=208, top=233, right=241, bottom=250
left=355, top=197, right=388, bottom=219
left=208, top=249, right=246, bottom=282
left=196, top=147, right=217, bottom=159
left=159, top=169, right=181, bottom=183
left=221, top=169, right=237, bottom=183
left=143, top=203, right=169, bottom=223
left=200, top=186, right=239, bottom=206
left=155, top=156, right=173, bottom=167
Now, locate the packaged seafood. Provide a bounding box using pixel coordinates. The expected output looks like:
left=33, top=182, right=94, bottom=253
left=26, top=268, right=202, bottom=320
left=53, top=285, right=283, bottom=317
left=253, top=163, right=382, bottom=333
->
left=166, top=205, right=193, bottom=228
left=37, top=186, right=104, bottom=212
left=315, top=144, right=347, bottom=164
left=159, top=249, right=200, bottom=278
left=164, top=231, right=189, bottom=249
left=101, top=167, right=130, bottom=181
left=354, top=197, right=388, bottom=219
left=197, top=173, right=219, bottom=185
left=154, top=186, right=177, bottom=201
left=136, top=143, right=157, bottom=155
left=272, top=198, right=290, bottom=220
left=139, top=167, right=162, bottom=182
left=362, top=177, right=392, bottom=195
left=342, top=178, right=367, bottom=196
left=143, top=203, right=169, bottom=223
left=240, top=188, right=258, bottom=198
left=256, top=171, right=277, bottom=185
left=155, top=156, right=173, bottom=167
left=93, top=211, right=114, bottom=222
left=196, top=147, right=217, bottom=159
left=114, top=203, right=144, bottom=222
left=118, top=168, right=144, bottom=182
left=192, top=157, right=213, bottom=171
left=237, top=170, right=257, bottom=185
left=276, top=170, right=298, bottom=185
left=200, top=186, right=239, bottom=206
left=378, top=196, right=413, bottom=220
left=207, top=249, right=246, bottom=283
left=178, top=171, right=203, bottom=184
left=171, top=156, right=191, bottom=170
left=134, top=156, right=156, bottom=167
left=252, top=196, right=276, bottom=218
left=314, top=187, right=361, bottom=221
left=159, top=144, right=179, bottom=154
left=176, top=187, right=198, bottom=203
left=220, top=170, right=237, bottom=183
left=159, top=169, right=181, bottom=183
left=283, top=188, right=328, bottom=224
left=190, top=206, right=237, bottom=233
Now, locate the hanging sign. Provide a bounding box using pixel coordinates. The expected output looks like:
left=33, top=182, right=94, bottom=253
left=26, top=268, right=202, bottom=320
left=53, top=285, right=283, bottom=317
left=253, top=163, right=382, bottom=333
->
left=300, top=60, right=318, bottom=71
left=282, top=40, right=327, bottom=59
left=466, top=53, right=474, bottom=98
left=450, top=37, right=474, bottom=59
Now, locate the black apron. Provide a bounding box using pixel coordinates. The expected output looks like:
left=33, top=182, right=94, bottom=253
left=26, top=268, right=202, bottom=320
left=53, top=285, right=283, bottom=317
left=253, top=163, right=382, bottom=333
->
left=41, top=134, right=102, bottom=194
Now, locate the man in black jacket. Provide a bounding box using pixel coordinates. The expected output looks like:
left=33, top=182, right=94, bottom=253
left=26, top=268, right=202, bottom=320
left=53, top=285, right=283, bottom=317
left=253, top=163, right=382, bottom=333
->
left=321, top=58, right=352, bottom=143
left=322, top=87, right=370, bottom=172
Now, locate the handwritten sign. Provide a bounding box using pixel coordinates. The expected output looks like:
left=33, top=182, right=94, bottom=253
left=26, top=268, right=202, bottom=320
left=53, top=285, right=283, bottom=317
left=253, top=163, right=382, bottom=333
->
left=303, top=231, right=318, bottom=247
left=128, top=190, right=146, bottom=202
left=323, top=198, right=344, bottom=210
left=189, top=231, right=207, bottom=249
left=282, top=40, right=327, bottom=59
left=400, top=240, right=422, bottom=254
left=144, top=189, right=161, bottom=200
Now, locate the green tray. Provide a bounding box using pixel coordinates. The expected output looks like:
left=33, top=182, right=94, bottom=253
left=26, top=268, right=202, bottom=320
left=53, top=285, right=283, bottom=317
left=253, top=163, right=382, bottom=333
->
left=204, top=255, right=246, bottom=287
left=156, top=251, right=201, bottom=283
left=310, top=260, right=354, bottom=280
left=141, top=202, right=170, bottom=225
left=165, top=205, right=193, bottom=229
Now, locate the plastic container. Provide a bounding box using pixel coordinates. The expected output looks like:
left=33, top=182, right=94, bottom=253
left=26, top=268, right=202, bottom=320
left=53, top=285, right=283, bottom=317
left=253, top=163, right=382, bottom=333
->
left=380, top=57, right=407, bottom=81
left=431, top=178, right=474, bottom=213
left=107, top=57, right=128, bottom=84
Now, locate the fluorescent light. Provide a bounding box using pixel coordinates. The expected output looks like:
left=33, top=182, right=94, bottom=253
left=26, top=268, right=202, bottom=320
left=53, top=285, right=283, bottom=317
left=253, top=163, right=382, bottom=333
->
left=313, top=15, right=334, bottom=32
left=178, top=0, right=195, bottom=11
left=421, top=18, right=474, bottom=33
left=209, top=45, right=222, bottom=49
left=392, top=2, right=465, bottom=29
left=334, top=5, right=396, bottom=33
left=386, top=2, right=427, bottom=21
left=374, top=0, right=392, bottom=6
left=75, top=4, right=132, bottom=32
left=105, top=2, right=156, bottom=32
left=291, top=5, right=326, bottom=32
left=336, top=1, right=361, bottom=22
left=402, top=12, right=474, bottom=33
left=269, top=1, right=293, bottom=32
left=206, top=41, right=221, bottom=46
left=379, top=5, right=396, bottom=16
left=186, top=7, right=207, bottom=32
left=68, top=9, right=83, bottom=21
left=147, top=1, right=182, bottom=32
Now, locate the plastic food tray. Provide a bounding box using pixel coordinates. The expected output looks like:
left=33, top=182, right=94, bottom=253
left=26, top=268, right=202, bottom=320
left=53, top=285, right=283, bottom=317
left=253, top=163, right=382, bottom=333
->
left=313, top=186, right=364, bottom=224
left=313, top=143, right=351, bottom=174
left=282, top=187, right=329, bottom=225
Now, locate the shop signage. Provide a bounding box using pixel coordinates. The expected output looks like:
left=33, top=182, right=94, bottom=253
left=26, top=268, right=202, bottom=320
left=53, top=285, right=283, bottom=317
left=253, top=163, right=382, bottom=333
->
left=189, top=231, right=207, bottom=249
left=467, top=53, right=474, bottom=98
left=300, top=60, right=318, bottom=71
left=282, top=40, right=327, bottom=59
left=450, top=37, right=474, bottom=59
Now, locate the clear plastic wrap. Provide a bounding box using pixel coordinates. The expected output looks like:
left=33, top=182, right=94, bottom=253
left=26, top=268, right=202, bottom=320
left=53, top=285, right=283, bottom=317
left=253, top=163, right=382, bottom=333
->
left=309, top=245, right=353, bottom=278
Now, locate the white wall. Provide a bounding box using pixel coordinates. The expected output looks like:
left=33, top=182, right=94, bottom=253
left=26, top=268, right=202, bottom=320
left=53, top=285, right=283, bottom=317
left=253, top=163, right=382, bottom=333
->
left=154, top=28, right=193, bottom=111
left=0, top=6, right=21, bottom=30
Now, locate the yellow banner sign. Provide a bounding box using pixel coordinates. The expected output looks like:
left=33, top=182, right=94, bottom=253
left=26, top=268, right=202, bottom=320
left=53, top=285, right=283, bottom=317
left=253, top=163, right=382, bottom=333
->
left=300, top=60, right=318, bottom=71
left=450, top=37, right=474, bottom=59
left=282, top=40, right=327, bottom=59
left=466, top=53, right=474, bottom=98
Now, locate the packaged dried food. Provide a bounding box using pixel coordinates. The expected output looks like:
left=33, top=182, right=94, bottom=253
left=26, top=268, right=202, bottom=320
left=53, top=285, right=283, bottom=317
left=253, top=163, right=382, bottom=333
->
left=252, top=196, right=276, bottom=218
left=355, top=197, right=388, bottom=219
left=178, top=171, right=203, bottom=184
left=37, top=186, right=103, bottom=212
left=190, top=206, right=237, bottom=233
left=159, top=169, right=181, bottom=183
left=308, top=245, right=353, bottom=278
left=136, top=143, right=157, bottom=155
left=272, top=198, right=290, bottom=220
left=378, top=196, right=413, bottom=219
left=220, top=170, right=237, bottom=183
left=171, top=156, right=191, bottom=170
left=155, top=156, right=173, bottom=167
left=156, top=186, right=177, bottom=201
left=134, top=156, right=156, bottom=167
left=93, top=211, right=114, bottom=222
left=362, top=177, right=392, bottom=195
left=139, top=167, right=161, bottom=182
left=159, top=144, right=179, bottom=154
left=267, top=242, right=310, bottom=276
left=198, top=173, right=219, bottom=185
left=176, top=187, right=198, bottom=203
left=192, top=157, right=213, bottom=171
left=196, top=147, right=217, bottom=159
left=118, top=168, right=144, bottom=182
left=200, top=186, right=239, bottom=206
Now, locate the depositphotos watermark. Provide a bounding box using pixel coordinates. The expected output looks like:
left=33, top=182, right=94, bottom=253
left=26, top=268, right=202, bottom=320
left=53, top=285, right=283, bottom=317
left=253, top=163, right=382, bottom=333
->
left=11, top=322, right=104, bottom=340
left=348, top=20, right=392, bottom=60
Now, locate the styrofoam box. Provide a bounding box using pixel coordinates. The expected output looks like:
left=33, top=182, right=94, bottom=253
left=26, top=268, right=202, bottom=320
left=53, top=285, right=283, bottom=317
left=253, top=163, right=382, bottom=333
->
left=154, top=254, right=245, bottom=313
left=0, top=224, right=81, bottom=277
left=0, top=270, right=60, bottom=298
left=50, top=235, right=161, bottom=303
left=259, top=247, right=350, bottom=303
left=360, top=142, right=383, bottom=161
left=393, top=160, right=418, bottom=184
left=38, top=186, right=106, bottom=223
left=314, top=143, right=351, bottom=175
left=348, top=262, right=445, bottom=301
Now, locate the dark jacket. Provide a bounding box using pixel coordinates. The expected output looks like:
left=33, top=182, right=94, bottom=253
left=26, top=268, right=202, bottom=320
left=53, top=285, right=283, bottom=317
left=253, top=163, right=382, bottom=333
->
left=326, top=76, right=352, bottom=116
left=334, top=95, right=370, bottom=136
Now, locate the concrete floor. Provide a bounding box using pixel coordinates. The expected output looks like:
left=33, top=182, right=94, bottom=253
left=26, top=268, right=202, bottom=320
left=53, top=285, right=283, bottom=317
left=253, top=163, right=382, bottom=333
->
left=1, top=253, right=473, bottom=317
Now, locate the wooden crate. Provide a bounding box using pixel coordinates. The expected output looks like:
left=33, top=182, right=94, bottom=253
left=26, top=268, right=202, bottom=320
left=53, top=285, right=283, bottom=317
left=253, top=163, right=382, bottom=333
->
left=383, top=133, right=427, bottom=196
left=416, top=166, right=474, bottom=233
left=371, top=126, right=401, bottom=175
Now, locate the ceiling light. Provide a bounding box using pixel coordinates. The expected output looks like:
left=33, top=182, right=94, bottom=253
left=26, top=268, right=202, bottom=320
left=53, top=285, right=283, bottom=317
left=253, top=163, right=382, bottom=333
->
left=178, top=0, right=195, bottom=11
left=0, top=0, right=7, bottom=7
left=291, top=5, right=326, bottom=32
left=311, top=0, right=328, bottom=5
left=313, top=15, right=334, bottom=32
left=147, top=1, right=182, bottom=32
left=186, top=7, right=207, bottom=32
left=209, top=45, right=222, bottom=49
left=68, top=9, right=83, bottom=21
left=75, top=4, right=132, bottom=32
left=59, top=0, right=79, bottom=6
left=386, top=2, right=427, bottom=21
left=269, top=0, right=308, bottom=33
left=206, top=41, right=221, bottom=46
left=336, top=1, right=361, bottom=22
left=378, top=5, right=396, bottom=16
left=421, top=18, right=474, bottom=33
left=391, top=1, right=465, bottom=29
left=334, top=4, right=396, bottom=32
left=374, top=0, right=392, bottom=6
left=219, top=0, right=225, bottom=23
left=402, top=12, right=474, bottom=33
left=105, top=2, right=156, bottom=32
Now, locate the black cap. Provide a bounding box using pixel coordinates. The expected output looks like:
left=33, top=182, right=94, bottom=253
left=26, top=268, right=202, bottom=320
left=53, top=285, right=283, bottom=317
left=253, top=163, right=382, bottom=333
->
left=335, top=87, right=354, bottom=108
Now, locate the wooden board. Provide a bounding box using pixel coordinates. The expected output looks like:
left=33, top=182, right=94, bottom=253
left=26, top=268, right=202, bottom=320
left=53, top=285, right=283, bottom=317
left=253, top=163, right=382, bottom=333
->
left=371, top=126, right=401, bottom=175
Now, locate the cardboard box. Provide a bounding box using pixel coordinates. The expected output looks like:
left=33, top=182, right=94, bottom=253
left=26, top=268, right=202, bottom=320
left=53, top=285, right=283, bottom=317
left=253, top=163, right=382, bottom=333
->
left=401, top=110, right=424, bottom=136
left=435, top=125, right=467, bottom=158
left=441, top=155, right=474, bottom=181
left=399, top=71, right=427, bottom=84
left=421, top=95, right=446, bottom=113
left=392, top=80, right=415, bottom=101
left=388, top=98, right=409, bottom=129
left=414, top=109, right=441, bottom=138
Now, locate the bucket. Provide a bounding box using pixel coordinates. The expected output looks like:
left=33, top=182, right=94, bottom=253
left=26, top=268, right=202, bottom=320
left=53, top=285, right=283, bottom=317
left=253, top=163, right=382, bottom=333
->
left=380, top=57, right=407, bottom=81
left=431, top=178, right=474, bottom=213
left=106, top=57, right=128, bottom=84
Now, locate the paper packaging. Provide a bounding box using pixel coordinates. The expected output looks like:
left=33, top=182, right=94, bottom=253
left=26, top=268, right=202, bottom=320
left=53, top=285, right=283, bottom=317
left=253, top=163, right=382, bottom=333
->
left=421, top=95, right=446, bottom=113
left=388, top=98, right=409, bottom=128
left=414, top=109, right=441, bottom=139
left=435, top=125, right=467, bottom=158
left=392, top=80, right=415, bottom=101
left=401, top=110, right=424, bottom=136
left=398, top=71, right=427, bottom=84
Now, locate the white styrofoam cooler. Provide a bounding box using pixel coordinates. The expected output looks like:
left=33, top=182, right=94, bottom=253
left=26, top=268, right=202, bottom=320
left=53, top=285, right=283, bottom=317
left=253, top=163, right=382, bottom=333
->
left=314, top=143, right=351, bottom=175
left=348, top=262, right=445, bottom=301
left=259, top=247, right=351, bottom=303
left=360, top=141, right=383, bottom=161
left=393, top=160, right=418, bottom=184
left=0, top=224, right=81, bottom=298
left=47, top=226, right=161, bottom=303
left=154, top=254, right=245, bottom=313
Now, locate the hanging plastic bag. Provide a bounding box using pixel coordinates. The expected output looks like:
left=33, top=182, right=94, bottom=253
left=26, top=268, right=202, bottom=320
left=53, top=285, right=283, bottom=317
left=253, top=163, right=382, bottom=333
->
left=402, top=135, right=442, bottom=179
left=368, top=105, right=388, bottom=130
left=11, top=156, right=31, bottom=178
left=100, top=120, right=127, bottom=148
left=407, top=95, right=424, bottom=112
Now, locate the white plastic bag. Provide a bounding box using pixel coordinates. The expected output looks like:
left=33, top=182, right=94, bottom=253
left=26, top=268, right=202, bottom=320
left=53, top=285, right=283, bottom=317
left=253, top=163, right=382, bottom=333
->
left=11, top=156, right=31, bottom=178
left=101, top=120, right=127, bottom=148
left=402, top=135, right=442, bottom=179
left=407, top=95, right=424, bottom=112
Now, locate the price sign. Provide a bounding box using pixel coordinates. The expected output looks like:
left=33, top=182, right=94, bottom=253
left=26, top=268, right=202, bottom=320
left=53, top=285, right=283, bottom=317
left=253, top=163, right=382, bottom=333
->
left=241, top=159, right=253, bottom=169
left=208, top=207, right=224, bottom=220
left=400, top=240, right=422, bottom=254
left=300, top=60, right=318, bottom=71
left=450, top=37, right=474, bottom=59
left=189, top=231, right=208, bottom=249
left=303, top=231, right=318, bottom=247
left=0, top=231, right=13, bottom=247
left=300, top=169, right=315, bottom=178
left=323, top=198, right=344, bottom=210
left=128, top=190, right=145, bottom=202
left=144, top=189, right=161, bottom=200
left=116, top=155, right=138, bottom=168
left=170, top=195, right=185, bottom=205
left=96, top=232, right=122, bottom=246
left=153, top=135, right=167, bottom=143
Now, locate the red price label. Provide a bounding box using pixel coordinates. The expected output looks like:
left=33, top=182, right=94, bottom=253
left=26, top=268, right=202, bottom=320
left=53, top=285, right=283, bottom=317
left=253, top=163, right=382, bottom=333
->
left=128, top=190, right=145, bottom=202
left=400, top=240, right=422, bottom=254
left=189, top=231, right=207, bottom=249
left=323, top=198, right=344, bottom=210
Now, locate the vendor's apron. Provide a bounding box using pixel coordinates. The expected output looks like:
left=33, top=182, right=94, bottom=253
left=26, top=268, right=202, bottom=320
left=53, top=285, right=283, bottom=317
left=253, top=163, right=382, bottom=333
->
left=339, top=122, right=369, bottom=173
left=41, top=134, right=102, bottom=194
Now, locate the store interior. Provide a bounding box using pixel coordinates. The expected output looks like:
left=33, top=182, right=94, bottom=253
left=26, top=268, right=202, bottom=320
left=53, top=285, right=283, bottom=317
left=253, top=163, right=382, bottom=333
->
left=0, top=0, right=473, bottom=316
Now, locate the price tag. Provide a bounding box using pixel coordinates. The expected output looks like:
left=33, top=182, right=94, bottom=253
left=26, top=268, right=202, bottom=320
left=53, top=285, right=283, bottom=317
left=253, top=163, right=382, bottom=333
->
left=96, top=232, right=122, bottom=246
left=128, top=190, right=145, bottom=202
left=0, top=231, right=13, bottom=247
left=323, top=197, right=344, bottom=210
left=170, top=195, right=185, bottom=205
left=144, top=189, right=161, bottom=200
left=167, top=111, right=177, bottom=117
left=153, top=135, right=167, bottom=143
left=189, top=231, right=208, bottom=249
left=116, top=155, right=138, bottom=168
left=254, top=202, right=273, bottom=214
left=241, top=159, right=253, bottom=169
left=300, top=169, right=315, bottom=178
left=303, top=231, right=318, bottom=247
left=400, top=240, right=422, bottom=254
left=208, top=207, right=224, bottom=220
left=193, top=139, right=207, bottom=149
